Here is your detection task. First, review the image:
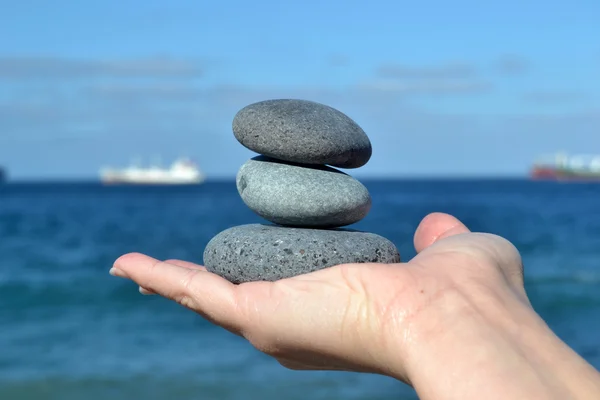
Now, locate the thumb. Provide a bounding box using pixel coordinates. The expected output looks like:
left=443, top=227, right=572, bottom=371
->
left=413, top=212, right=471, bottom=253
left=413, top=213, right=528, bottom=302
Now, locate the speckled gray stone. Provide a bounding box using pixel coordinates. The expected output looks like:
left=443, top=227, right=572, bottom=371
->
left=237, top=156, right=371, bottom=228
left=203, top=224, right=400, bottom=283
left=232, top=99, right=372, bottom=169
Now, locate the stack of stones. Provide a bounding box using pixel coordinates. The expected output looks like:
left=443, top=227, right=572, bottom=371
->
left=203, top=99, right=400, bottom=284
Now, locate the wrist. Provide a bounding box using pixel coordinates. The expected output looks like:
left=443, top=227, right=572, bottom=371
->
left=391, top=284, right=600, bottom=399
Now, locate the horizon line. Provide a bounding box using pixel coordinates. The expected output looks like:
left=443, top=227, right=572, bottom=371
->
left=2, top=174, right=534, bottom=184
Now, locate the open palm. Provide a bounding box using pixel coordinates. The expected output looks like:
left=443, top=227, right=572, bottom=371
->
left=110, top=212, right=527, bottom=384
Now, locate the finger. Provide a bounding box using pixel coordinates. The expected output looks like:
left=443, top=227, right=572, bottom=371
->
left=413, top=212, right=470, bottom=253
left=139, top=286, right=155, bottom=295
left=139, top=259, right=207, bottom=294
left=111, top=252, right=243, bottom=332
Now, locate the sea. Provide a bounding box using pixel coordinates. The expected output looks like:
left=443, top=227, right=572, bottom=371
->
left=1, top=179, right=599, bottom=400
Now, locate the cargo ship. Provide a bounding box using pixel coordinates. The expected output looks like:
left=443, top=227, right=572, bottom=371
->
left=100, top=158, right=205, bottom=185
left=530, top=152, right=600, bottom=181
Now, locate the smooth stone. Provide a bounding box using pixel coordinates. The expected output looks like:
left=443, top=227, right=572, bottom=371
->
left=237, top=156, right=371, bottom=228
left=203, top=224, right=401, bottom=283
left=232, top=99, right=372, bottom=169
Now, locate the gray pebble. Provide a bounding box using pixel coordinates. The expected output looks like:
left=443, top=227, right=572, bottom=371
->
left=237, top=156, right=371, bottom=228
left=203, top=224, right=401, bottom=283
left=232, top=99, right=372, bottom=169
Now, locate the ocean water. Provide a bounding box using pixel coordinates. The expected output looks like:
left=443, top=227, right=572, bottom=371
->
left=1, top=179, right=599, bottom=400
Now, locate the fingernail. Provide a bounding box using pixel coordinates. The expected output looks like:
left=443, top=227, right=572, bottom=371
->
left=109, top=267, right=126, bottom=278
left=139, top=286, right=155, bottom=295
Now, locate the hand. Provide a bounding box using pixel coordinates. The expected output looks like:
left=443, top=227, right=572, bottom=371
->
left=110, top=213, right=600, bottom=399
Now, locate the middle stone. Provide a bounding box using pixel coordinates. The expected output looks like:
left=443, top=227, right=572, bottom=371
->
left=237, top=156, right=371, bottom=228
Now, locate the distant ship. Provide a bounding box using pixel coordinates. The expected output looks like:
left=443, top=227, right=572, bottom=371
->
left=0, top=166, right=6, bottom=183
left=100, top=158, right=205, bottom=185
left=531, top=152, right=600, bottom=181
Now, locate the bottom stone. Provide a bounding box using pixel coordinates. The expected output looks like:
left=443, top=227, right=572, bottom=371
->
left=203, top=224, right=401, bottom=284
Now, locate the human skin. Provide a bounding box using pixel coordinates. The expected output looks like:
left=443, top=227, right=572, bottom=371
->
left=110, top=212, right=600, bottom=399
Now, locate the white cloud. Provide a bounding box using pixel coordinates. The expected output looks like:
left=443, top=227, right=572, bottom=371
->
left=0, top=55, right=204, bottom=79
left=523, top=91, right=589, bottom=105
left=494, top=54, right=528, bottom=75
left=376, top=63, right=476, bottom=79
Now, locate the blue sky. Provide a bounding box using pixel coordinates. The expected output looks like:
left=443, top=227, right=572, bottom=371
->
left=1, top=0, right=599, bottom=179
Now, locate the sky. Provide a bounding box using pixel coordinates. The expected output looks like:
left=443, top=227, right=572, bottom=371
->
left=0, top=0, right=599, bottom=179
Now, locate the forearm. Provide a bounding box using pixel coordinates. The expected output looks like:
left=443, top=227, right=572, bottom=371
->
left=395, top=288, right=600, bottom=400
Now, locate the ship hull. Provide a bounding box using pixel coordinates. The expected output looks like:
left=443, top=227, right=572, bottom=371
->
left=531, top=167, right=600, bottom=182
left=100, top=175, right=204, bottom=185
left=101, top=179, right=203, bottom=185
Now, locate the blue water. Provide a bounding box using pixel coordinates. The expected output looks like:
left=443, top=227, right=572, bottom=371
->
left=1, top=179, right=599, bottom=399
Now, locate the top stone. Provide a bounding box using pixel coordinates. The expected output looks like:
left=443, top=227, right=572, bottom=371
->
left=232, top=99, right=372, bottom=169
